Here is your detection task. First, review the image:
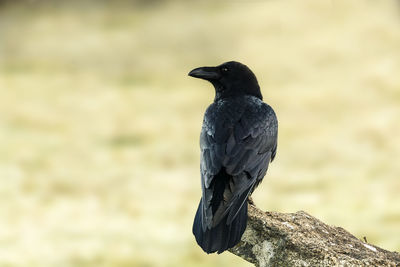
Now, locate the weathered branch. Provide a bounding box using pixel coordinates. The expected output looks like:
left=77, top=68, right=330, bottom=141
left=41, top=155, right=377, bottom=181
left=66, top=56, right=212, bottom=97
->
left=229, top=204, right=400, bottom=267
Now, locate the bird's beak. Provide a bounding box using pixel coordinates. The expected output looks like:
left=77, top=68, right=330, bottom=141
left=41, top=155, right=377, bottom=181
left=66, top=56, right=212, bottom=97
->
left=188, top=66, right=220, bottom=80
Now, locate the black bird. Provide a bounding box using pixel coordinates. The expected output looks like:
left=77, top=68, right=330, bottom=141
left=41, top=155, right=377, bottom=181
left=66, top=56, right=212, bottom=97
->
left=188, top=61, right=278, bottom=254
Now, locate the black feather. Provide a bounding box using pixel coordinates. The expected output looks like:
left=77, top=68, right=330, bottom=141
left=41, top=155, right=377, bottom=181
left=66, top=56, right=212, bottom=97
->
left=193, top=198, right=248, bottom=254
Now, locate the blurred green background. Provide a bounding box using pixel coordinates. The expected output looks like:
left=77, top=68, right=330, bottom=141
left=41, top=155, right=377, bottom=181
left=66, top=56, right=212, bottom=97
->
left=0, top=0, right=399, bottom=266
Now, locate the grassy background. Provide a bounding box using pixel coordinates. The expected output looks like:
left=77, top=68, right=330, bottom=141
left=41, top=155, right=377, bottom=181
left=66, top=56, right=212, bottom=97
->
left=0, top=0, right=399, bottom=266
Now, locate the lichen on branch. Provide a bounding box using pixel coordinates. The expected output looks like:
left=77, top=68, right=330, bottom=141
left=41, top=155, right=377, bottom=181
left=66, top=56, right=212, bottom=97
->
left=229, top=204, right=400, bottom=267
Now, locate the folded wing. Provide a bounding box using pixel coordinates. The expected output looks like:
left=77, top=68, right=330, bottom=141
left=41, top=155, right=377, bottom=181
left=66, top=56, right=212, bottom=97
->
left=200, top=99, right=278, bottom=230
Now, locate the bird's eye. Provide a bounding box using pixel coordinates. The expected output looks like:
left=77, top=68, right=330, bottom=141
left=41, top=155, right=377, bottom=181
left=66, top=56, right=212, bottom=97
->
left=221, top=67, right=229, bottom=72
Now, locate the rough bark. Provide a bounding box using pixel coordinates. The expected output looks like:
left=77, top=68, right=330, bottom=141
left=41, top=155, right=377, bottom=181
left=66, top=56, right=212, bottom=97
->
left=229, top=204, right=400, bottom=267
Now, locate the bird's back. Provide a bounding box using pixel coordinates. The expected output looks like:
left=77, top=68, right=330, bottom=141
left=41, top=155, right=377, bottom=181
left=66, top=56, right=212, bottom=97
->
left=202, top=96, right=277, bottom=148
left=194, top=95, right=277, bottom=253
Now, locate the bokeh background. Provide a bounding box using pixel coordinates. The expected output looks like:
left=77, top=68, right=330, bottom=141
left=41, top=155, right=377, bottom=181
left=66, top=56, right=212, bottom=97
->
left=1, top=0, right=400, bottom=266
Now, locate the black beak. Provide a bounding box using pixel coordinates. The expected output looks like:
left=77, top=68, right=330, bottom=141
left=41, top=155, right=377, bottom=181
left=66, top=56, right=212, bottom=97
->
left=188, top=66, right=220, bottom=80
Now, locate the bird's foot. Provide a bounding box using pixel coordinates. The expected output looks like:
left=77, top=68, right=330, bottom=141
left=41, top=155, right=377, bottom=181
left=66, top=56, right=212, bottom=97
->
left=248, top=196, right=255, bottom=205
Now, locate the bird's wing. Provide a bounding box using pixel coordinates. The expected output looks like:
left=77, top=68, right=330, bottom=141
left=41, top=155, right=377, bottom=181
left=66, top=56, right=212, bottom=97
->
left=200, top=100, right=278, bottom=229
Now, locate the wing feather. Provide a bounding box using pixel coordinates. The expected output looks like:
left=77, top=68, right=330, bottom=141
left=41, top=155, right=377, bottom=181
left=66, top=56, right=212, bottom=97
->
left=200, top=97, right=278, bottom=229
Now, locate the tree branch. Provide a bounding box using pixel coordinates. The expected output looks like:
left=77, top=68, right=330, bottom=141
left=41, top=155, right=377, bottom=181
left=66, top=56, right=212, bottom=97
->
left=229, top=204, right=400, bottom=267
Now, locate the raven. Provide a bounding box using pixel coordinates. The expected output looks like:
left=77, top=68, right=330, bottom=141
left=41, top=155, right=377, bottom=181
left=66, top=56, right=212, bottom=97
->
left=188, top=61, right=278, bottom=254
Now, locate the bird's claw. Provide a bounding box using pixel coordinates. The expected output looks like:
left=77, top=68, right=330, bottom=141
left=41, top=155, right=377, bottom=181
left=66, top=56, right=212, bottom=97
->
left=248, top=196, right=255, bottom=205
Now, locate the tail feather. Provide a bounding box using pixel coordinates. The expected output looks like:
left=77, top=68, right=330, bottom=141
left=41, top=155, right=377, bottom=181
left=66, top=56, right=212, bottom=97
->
left=192, top=199, right=248, bottom=254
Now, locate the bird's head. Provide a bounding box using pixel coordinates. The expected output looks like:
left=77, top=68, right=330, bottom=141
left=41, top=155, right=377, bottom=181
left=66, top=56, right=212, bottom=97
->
left=188, top=61, right=262, bottom=101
